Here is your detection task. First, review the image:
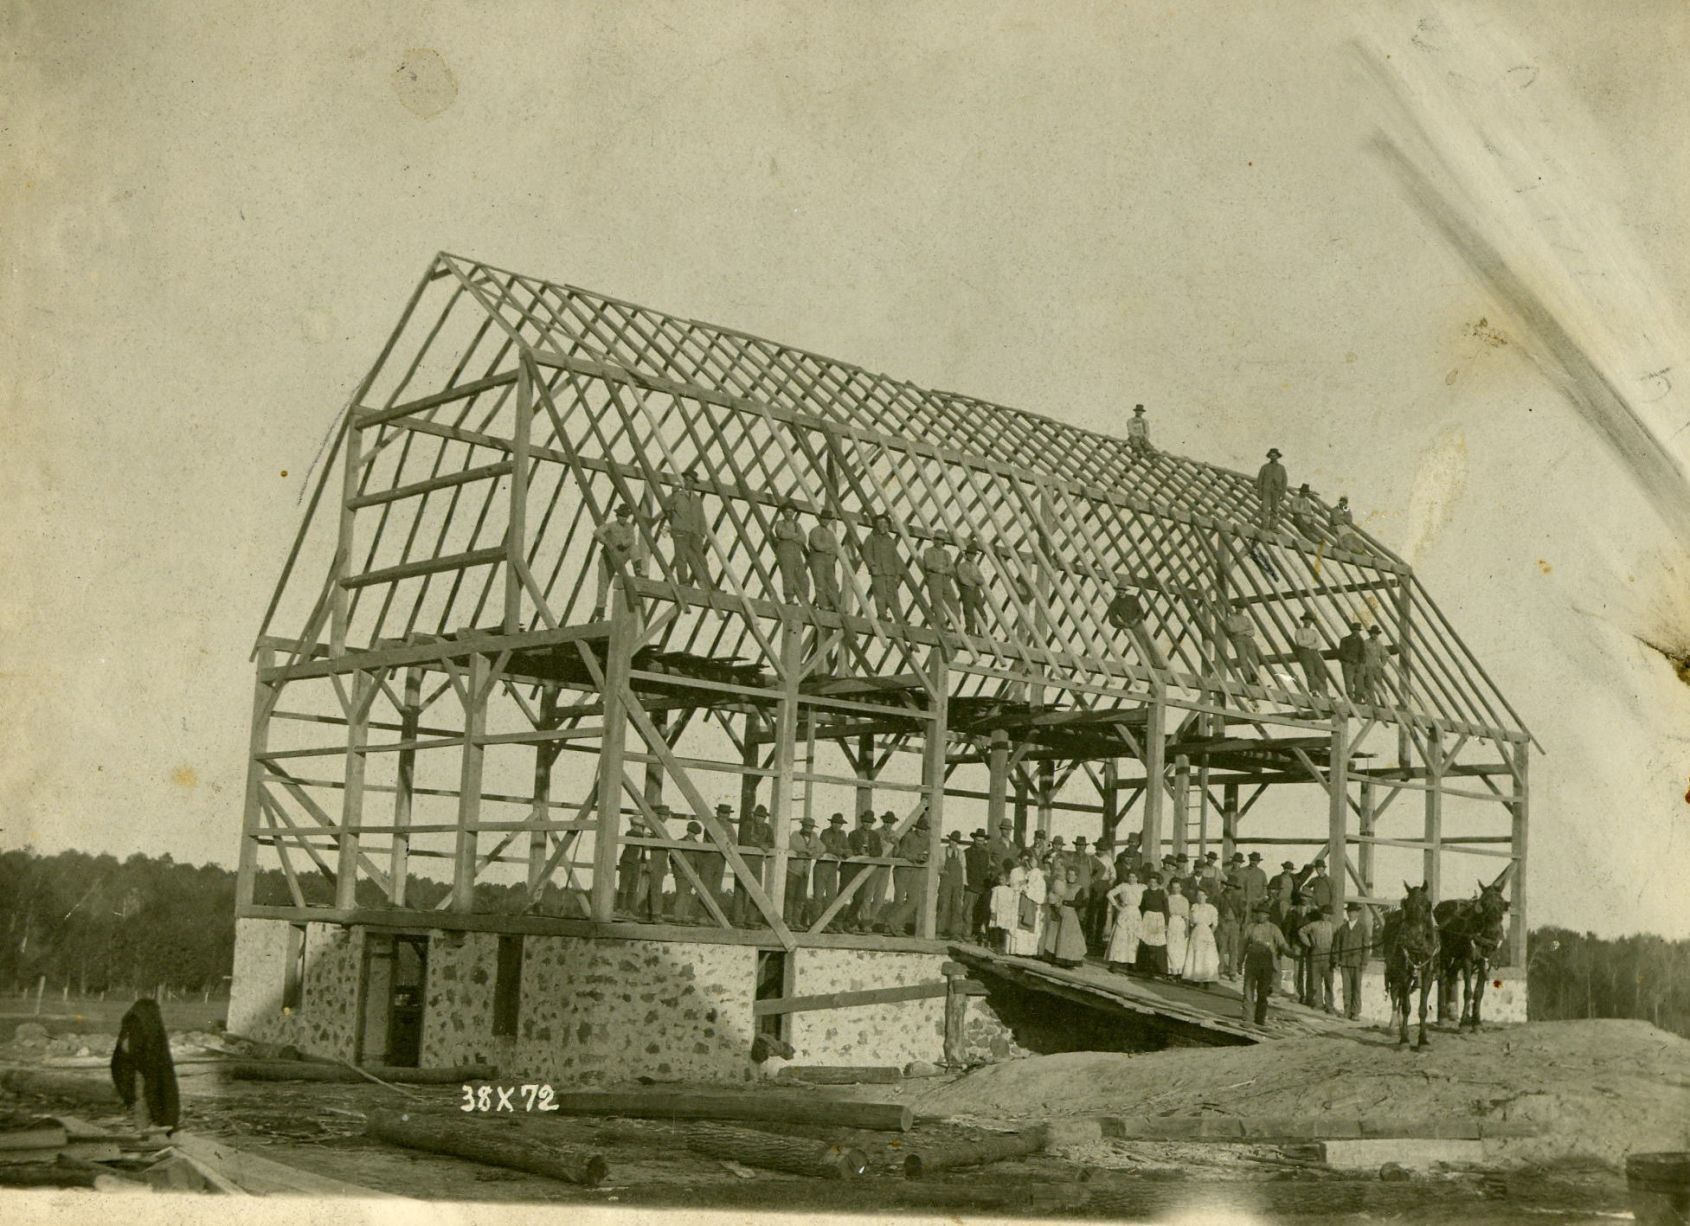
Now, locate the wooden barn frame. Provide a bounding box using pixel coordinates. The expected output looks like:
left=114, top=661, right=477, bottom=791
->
left=238, top=252, right=1535, bottom=967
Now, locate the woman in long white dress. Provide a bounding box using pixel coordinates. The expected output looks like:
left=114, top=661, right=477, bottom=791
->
left=987, top=868, right=1017, bottom=952
left=1165, top=881, right=1190, bottom=978
left=1104, top=870, right=1145, bottom=971
left=1014, top=857, right=1048, bottom=956
left=1182, top=887, right=1221, bottom=986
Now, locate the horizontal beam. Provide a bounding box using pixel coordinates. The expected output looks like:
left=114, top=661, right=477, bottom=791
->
left=347, top=461, right=514, bottom=510
left=356, top=370, right=518, bottom=428
left=752, top=980, right=983, bottom=1017
left=341, top=548, right=505, bottom=591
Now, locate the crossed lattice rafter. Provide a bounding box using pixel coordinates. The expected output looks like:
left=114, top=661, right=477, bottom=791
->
left=260, top=253, right=1532, bottom=746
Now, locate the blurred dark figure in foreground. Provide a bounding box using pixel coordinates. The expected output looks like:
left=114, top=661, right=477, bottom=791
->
left=111, top=998, right=179, bottom=1129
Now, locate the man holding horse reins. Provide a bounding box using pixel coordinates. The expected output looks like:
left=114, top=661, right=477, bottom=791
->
left=1241, top=905, right=1294, bottom=1026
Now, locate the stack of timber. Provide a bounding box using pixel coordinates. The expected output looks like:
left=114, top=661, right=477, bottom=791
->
left=467, top=1087, right=916, bottom=1131
left=224, top=1061, right=497, bottom=1084
left=365, top=1109, right=608, bottom=1186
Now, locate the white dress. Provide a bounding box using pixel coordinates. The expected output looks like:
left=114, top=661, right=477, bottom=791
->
left=1182, top=900, right=1221, bottom=983
left=1012, top=869, right=1046, bottom=956
left=1105, top=882, right=1145, bottom=964
left=1166, top=893, right=1190, bottom=977
left=988, top=882, right=1018, bottom=931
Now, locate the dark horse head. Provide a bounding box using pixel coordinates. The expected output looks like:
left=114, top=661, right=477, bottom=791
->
left=1435, top=879, right=1511, bottom=1029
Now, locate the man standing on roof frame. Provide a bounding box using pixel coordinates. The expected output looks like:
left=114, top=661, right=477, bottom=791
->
left=1255, top=448, right=1288, bottom=531
left=660, top=469, right=714, bottom=591
left=862, top=513, right=905, bottom=620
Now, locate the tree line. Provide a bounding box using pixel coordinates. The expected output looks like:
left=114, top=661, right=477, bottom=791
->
left=4, top=849, right=1686, bottom=1039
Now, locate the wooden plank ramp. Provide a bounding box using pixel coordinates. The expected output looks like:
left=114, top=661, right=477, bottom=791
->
left=949, top=943, right=1365, bottom=1047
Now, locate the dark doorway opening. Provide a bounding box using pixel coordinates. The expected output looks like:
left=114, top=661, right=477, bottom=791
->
left=358, top=933, right=429, bottom=1067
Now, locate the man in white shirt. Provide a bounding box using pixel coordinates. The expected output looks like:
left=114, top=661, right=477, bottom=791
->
left=591, top=504, right=644, bottom=620
left=1292, top=612, right=1329, bottom=698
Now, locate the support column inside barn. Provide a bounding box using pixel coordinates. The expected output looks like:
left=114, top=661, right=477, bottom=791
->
left=1423, top=725, right=1443, bottom=903
left=855, top=733, right=874, bottom=820
left=591, top=590, right=634, bottom=922
left=1509, top=738, right=1529, bottom=968
left=236, top=645, right=277, bottom=910
left=1357, top=777, right=1375, bottom=911
left=337, top=668, right=374, bottom=911
left=1220, top=781, right=1239, bottom=865
left=1171, top=753, right=1190, bottom=861
left=767, top=623, right=802, bottom=922
left=987, top=730, right=1009, bottom=839
left=394, top=664, right=423, bottom=908
left=1327, top=712, right=1349, bottom=916
left=453, top=654, right=489, bottom=912
left=1142, top=689, right=1166, bottom=860
left=917, top=645, right=948, bottom=939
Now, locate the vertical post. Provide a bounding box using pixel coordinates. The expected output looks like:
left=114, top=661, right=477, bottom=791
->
left=1327, top=712, right=1348, bottom=916
left=453, top=654, right=489, bottom=912
left=1197, top=764, right=1210, bottom=859
left=236, top=646, right=277, bottom=909
left=1395, top=578, right=1413, bottom=769
left=855, top=733, right=874, bottom=818
left=1423, top=725, right=1443, bottom=902
left=392, top=665, right=422, bottom=908
left=1357, top=777, right=1375, bottom=906
left=917, top=647, right=949, bottom=939
left=528, top=686, right=560, bottom=900
left=1221, top=782, right=1239, bottom=864
left=1508, top=739, right=1529, bottom=968
left=1101, top=758, right=1119, bottom=846
left=335, top=669, right=373, bottom=911
left=1142, top=689, right=1166, bottom=860
left=329, top=419, right=363, bottom=654
left=768, top=625, right=802, bottom=922
left=1013, top=762, right=1030, bottom=846
left=591, top=593, right=634, bottom=922
left=1036, top=759, right=1055, bottom=839
left=504, top=360, right=533, bottom=634
left=1171, top=754, right=1190, bottom=861
left=987, top=731, right=1009, bottom=837
left=740, top=716, right=763, bottom=825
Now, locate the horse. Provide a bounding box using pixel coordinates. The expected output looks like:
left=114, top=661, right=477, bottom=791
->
left=1382, top=882, right=1440, bottom=1049
left=1435, top=880, right=1509, bottom=1029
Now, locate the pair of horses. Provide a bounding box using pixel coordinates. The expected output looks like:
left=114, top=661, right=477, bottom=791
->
left=1380, top=880, right=1509, bottom=1049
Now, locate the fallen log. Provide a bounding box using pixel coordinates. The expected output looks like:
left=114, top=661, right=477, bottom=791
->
left=774, top=1066, right=902, bottom=1086
left=0, top=1124, right=69, bottom=1152
left=901, top=1128, right=1046, bottom=1177
left=0, top=1069, right=121, bottom=1108
left=525, top=1090, right=913, bottom=1132
left=365, top=1109, right=609, bottom=1186
left=678, top=1121, right=868, bottom=1179
left=171, top=1132, right=407, bottom=1198
left=0, top=1162, right=124, bottom=1190
left=225, top=1061, right=495, bottom=1084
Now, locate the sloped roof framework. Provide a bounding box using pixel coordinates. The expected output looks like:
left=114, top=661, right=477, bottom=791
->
left=262, top=253, right=1530, bottom=747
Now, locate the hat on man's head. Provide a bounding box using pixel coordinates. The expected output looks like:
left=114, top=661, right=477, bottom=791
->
left=856, top=812, right=875, bottom=825
left=686, top=820, right=702, bottom=834
left=799, top=815, right=816, bottom=828
left=1299, top=482, right=1311, bottom=492
left=1133, top=404, right=1146, bottom=415
left=1230, top=852, right=1245, bottom=863
left=943, top=831, right=963, bottom=844
left=1345, top=902, right=1362, bottom=913
left=828, top=813, right=846, bottom=826
left=1301, top=612, right=1316, bottom=623
left=1267, top=448, right=1283, bottom=459
left=1051, top=836, right=1066, bottom=847
left=1074, top=835, right=1088, bottom=847
left=1205, top=851, right=1219, bottom=862
left=1248, top=851, right=1263, bottom=861
left=1175, top=854, right=1190, bottom=864
left=881, top=812, right=898, bottom=825
left=997, top=819, right=1013, bottom=830
left=716, top=802, right=733, bottom=814
left=914, top=815, right=930, bottom=830
left=753, top=803, right=770, bottom=816
left=1282, top=860, right=1297, bottom=869
left=1369, top=625, right=1383, bottom=636
left=971, top=829, right=987, bottom=840
left=966, top=541, right=983, bottom=554
left=615, top=504, right=634, bottom=518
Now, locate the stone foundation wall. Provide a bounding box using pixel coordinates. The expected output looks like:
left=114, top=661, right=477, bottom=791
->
left=785, top=949, right=947, bottom=1068
left=227, top=918, right=364, bottom=1058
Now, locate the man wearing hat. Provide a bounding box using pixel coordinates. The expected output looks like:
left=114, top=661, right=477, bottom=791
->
left=806, top=511, right=842, bottom=612
left=1241, top=904, right=1294, bottom=1025
left=1333, top=902, right=1368, bottom=1019
left=1225, top=606, right=1265, bottom=688
left=1298, top=904, right=1340, bottom=1014
left=640, top=804, right=674, bottom=923
left=919, top=539, right=959, bottom=631
left=785, top=815, right=823, bottom=927
left=1215, top=880, right=1244, bottom=979
left=1336, top=621, right=1367, bottom=703
left=659, top=469, right=713, bottom=591
left=861, top=513, right=905, bottom=621
left=1301, top=859, right=1335, bottom=914
left=1329, top=495, right=1365, bottom=551
left=1106, top=582, right=1166, bottom=669
left=988, top=819, right=1018, bottom=878
left=616, top=817, right=648, bottom=916
left=1239, top=852, right=1268, bottom=919
left=1198, top=851, right=1224, bottom=899
left=1268, top=860, right=1299, bottom=926
left=702, top=803, right=733, bottom=911
left=845, top=811, right=879, bottom=931
left=1293, top=612, right=1330, bottom=699
left=955, top=543, right=988, bottom=636
left=1361, top=625, right=1391, bottom=708
left=878, top=815, right=931, bottom=935
left=733, top=803, right=777, bottom=928
left=813, top=813, right=850, bottom=930
left=590, top=503, right=645, bottom=620
left=672, top=818, right=706, bottom=923
left=964, top=830, right=994, bottom=940
left=771, top=500, right=810, bottom=604
left=937, top=831, right=969, bottom=939
left=1255, top=448, right=1288, bottom=531
left=1287, top=482, right=1317, bottom=539
left=1127, top=403, right=1153, bottom=455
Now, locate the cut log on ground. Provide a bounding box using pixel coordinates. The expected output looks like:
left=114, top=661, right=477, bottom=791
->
left=0, top=1069, right=122, bottom=1107
left=678, top=1121, right=868, bottom=1179
left=0, top=1125, right=69, bottom=1151
left=774, top=1066, right=902, bottom=1085
left=225, top=1061, right=495, bottom=1084
left=365, top=1109, right=609, bottom=1186
left=172, top=1132, right=407, bottom=1198
left=0, top=1162, right=125, bottom=1190
left=525, top=1090, right=913, bottom=1132
left=901, top=1128, right=1047, bottom=1177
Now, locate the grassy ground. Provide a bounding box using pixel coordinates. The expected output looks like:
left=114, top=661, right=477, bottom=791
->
left=0, top=994, right=229, bottom=1036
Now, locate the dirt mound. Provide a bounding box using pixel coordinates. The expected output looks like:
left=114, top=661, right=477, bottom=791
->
left=916, top=1019, right=1690, bottom=1166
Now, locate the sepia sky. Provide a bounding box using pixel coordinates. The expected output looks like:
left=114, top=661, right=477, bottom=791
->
left=5, top=0, right=1689, bottom=938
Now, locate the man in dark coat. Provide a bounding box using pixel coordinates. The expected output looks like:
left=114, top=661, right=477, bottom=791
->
left=881, top=816, right=931, bottom=935
left=785, top=815, right=822, bottom=927
left=1255, top=448, right=1288, bottom=531
left=988, top=818, right=1018, bottom=878
left=672, top=820, right=706, bottom=923
left=616, top=818, right=647, bottom=915
left=734, top=803, right=776, bottom=927
left=1268, top=860, right=1299, bottom=923
left=1215, top=882, right=1244, bottom=979
left=1333, top=902, right=1368, bottom=1019
left=964, top=829, right=993, bottom=939
left=813, top=813, right=850, bottom=930
left=704, top=803, right=733, bottom=911
left=845, top=811, right=878, bottom=932
left=1336, top=621, right=1367, bottom=702
left=1301, top=860, right=1335, bottom=915
left=642, top=805, right=672, bottom=922
left=1241, top=906, right=1293, bottom=1025
left=1239, top=851, right=1269, bottom=914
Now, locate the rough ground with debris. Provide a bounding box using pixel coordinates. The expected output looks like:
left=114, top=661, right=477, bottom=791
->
left=917, top=1018, right=1690, bottom=1166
